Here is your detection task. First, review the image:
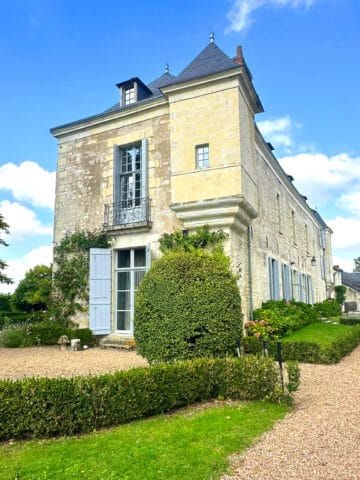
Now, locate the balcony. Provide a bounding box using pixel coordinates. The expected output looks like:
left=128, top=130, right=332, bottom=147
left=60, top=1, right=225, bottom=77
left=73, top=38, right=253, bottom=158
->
left=103, top=197, right=152, bottom=231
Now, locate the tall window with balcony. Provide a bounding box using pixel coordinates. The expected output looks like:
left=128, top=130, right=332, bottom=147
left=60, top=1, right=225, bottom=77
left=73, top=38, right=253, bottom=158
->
left=105, top=139, right=150, bottom=228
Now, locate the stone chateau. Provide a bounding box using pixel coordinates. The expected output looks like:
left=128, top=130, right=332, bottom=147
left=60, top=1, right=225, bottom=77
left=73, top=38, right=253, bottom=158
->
left=51, top=36, right=334, bottom=339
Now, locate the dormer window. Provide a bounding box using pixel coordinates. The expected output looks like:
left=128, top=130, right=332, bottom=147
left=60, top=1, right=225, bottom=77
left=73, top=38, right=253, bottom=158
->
left=116, top=77, right=153, bottom=108
left=123, top=85, right=135, bottom=105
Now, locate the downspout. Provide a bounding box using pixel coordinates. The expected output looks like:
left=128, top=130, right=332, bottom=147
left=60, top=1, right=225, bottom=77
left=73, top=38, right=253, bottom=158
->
left=247, top=225, right=254, bottom=320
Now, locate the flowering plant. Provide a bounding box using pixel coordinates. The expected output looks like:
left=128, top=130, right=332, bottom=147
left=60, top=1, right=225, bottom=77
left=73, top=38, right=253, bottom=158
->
left=244, top=319, right=272, bottom=339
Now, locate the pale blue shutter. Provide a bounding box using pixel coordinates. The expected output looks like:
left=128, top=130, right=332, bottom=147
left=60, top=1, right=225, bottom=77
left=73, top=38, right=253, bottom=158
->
left=282, top=264, right=291, bottom=301
left=268, top=257, right=274, bottom=299
left=89, top=248, right=112, bottom=335
left=273, top=259, right=280, bottom=300
left=298, top=273, right=303, bottom=302
left=146, top=243, right=151, bottom=271
left=141, top=138, right=148, bottom=200
left=113, top=145, right=120, bottom=205
left=307, top=275, right=313, bottom=304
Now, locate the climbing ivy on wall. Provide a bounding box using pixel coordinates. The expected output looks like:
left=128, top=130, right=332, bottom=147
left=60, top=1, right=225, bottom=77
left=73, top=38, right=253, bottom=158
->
left=159, top=225, right=228, bottom=253
left=52, top=231, right=110, bottom=326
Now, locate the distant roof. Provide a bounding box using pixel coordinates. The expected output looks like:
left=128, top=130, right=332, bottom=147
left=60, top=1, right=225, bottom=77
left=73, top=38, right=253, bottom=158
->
left=341, top=271, right=360, bottom=292
left=148, top=71, right=176, bottom=95
left=174, top=42, right=239, bottom=84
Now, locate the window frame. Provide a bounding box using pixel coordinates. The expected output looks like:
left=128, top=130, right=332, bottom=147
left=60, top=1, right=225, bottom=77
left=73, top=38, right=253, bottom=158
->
left=195, top=144, right=209, bottom=169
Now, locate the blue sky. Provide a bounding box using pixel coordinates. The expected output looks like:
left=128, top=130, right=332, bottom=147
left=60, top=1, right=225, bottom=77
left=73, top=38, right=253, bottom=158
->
left=1, top=0, right=359, bottom=292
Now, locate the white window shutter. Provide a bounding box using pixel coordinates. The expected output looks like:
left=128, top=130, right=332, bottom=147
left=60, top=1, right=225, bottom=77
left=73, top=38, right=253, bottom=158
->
left=89, top=248, right=112, bottom=335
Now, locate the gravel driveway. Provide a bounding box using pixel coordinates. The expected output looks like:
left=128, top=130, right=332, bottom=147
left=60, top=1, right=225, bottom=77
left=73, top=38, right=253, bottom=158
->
left=0, top=346, right=148, bottom=380
left=1, top=345, right=359, bottom=479
left=222, top=344, right=360, bottom=480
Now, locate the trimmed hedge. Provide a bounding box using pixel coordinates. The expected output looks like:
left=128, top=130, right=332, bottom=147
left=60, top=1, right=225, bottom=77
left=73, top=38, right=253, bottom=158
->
left=339, top=316, right=360, bottom=326
left=135, top=250, right=242, bottom=362
left=313, top=299, right=341, bottom=318
left=0, top=356, right=293, bottom=441
left=0, top=322, right=95, bottom=348
left=242, top=325, right=360, bottom=364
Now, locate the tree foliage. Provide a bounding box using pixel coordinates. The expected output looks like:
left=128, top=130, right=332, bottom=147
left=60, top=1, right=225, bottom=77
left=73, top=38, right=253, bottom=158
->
left=334, top=285, right=346, bottom=304
left=0, top=212, right=13, bottom=285
left=134, top=249, right=242, bottom=363
left=354, top=257, right=360, bottom=272
left=159, top=225, right=228, bottom=253
left=12, top=265, right=52, bottom=312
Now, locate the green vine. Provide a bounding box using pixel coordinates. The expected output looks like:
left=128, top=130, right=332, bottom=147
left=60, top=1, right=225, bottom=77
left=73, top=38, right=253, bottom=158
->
left=159, top=225, right=228, bottom=253
left=52, top=231, right=110, bottom=326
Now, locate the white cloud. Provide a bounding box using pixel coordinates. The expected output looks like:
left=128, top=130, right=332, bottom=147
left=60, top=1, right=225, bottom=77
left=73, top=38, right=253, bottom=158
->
left=0, top=245, right=53, bottom=294
left=326, top=217, right=360, bottom=252
left=0, top=161, right=55, bottom=209
left=278, top=152, right=360, bottom=208
left=257, top=116, right=293, bottom=148
left=226, top=0, right=315, bottom=33
left=332, top=255, right=355, bottom=274
left=336, top=191, right=360, bottom=218
left=1, top=200, right=53, bottom=240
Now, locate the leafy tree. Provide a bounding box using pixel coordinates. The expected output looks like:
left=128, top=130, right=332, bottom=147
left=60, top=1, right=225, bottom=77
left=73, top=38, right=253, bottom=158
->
left=0, top=212, right=13, bottom=285
left=12, top=265, right=52, bottom=312
left=0, top=293, right=12, bottom=311
left=334, top=285, right=346, bottom=304
left=354, top=257, right=360, bottom=272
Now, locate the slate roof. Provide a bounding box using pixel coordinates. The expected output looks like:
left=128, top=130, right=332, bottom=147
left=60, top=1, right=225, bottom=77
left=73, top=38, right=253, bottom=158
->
left=51, top=41, right=241, bottom=133
left=312, top=209, right=330, bottom=230
left=341, top=272, right=360, bottom=292
left=174, top=42, right=240, bottom=84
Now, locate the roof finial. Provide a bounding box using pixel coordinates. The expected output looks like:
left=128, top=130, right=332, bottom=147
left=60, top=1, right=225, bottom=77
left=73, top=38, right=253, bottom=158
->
left=165, top=63, right=169, bottom=74
left=209, top=32, right=214, bottom=44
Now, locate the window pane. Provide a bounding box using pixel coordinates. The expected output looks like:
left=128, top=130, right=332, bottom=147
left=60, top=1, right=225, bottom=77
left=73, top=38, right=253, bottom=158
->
left=117, top=291, right=131, bottom=310
left=134, top=248, right=146, bottom=267
left=118, top=250, right=130, bottom=268
left=117, top=271, right=130, bottom=290
left=134, top=270, right=146, bottom=288
left=117, top=311, right=131, bottom=331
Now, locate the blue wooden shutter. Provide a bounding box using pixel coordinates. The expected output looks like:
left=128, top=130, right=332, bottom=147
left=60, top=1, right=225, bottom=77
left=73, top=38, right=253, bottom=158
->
left=268, top=257, right=274, bottom=299
left=113, top=145, right=120, bottom=205
left=141, top=138, right=148, bottom=200
left=282, top=264, right=291, bottom=301
left=89, top=248, right=112, bottom=335
left=273, top=259, right=280, bottom=300
left=298, top=272, right=303, bottom=302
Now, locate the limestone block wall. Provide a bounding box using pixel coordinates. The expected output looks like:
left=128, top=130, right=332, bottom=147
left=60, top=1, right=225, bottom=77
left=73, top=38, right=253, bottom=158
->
left=53, top=106, right=182, bottom=248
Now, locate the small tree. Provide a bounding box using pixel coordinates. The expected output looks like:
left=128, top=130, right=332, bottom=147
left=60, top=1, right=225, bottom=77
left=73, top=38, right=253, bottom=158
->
left=353, top=257, right=360, bottom=272
left=334, top=285, right=346, bottom=305
left=12, top=265, right=52, bottom=312
left=0, top=212, right=13, bottom=285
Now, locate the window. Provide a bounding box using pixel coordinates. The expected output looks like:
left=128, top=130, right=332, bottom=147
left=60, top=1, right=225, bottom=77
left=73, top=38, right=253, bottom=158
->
left=305, top=224, right=309, bottom=252
left=120, top=143, right=141, bottom=208
left=116, top=248, right=147, bottom=332
left=195, top=144, right=209, bottom=168
left=123, top=85, right=135, bottom=105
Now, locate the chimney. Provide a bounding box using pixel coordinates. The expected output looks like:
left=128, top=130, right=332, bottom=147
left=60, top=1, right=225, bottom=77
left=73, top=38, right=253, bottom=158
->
left=233, top=46, right=245, bottom=65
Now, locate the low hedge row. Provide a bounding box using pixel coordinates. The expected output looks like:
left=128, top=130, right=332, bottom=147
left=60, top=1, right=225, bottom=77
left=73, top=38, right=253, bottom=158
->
left=242, top=325, right=360, bottom=364
left=0, top=311, right=48, bottom=330
left=0, top=356, right=297, bottom=441
left=339, top=316, right=360, bottom=326
left=0, top=321, right=95, bottom=348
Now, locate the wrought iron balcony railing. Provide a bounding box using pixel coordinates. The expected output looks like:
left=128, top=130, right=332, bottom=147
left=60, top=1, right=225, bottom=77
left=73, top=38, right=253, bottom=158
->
left=104, top=197, right=152, bottom=229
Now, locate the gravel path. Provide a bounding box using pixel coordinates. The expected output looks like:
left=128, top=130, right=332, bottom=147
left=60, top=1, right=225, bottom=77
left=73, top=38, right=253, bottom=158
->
left=0, top=346, right=148, bottom=380
left=222, top=345, right=360, bottom=480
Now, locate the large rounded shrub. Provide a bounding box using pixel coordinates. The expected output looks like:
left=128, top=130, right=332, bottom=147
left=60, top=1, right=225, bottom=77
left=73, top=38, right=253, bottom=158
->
left=134, top=250, right=242, bottom=362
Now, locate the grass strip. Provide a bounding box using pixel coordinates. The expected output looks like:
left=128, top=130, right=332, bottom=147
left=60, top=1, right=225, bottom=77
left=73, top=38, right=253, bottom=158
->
left=0, top=401, right=288, bottom=480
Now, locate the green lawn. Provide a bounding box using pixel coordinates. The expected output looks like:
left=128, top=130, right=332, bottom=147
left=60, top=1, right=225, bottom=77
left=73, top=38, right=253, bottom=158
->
left=281, top=322, right=352, bottom=347
left=0, top=401, right=288, bottom=480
